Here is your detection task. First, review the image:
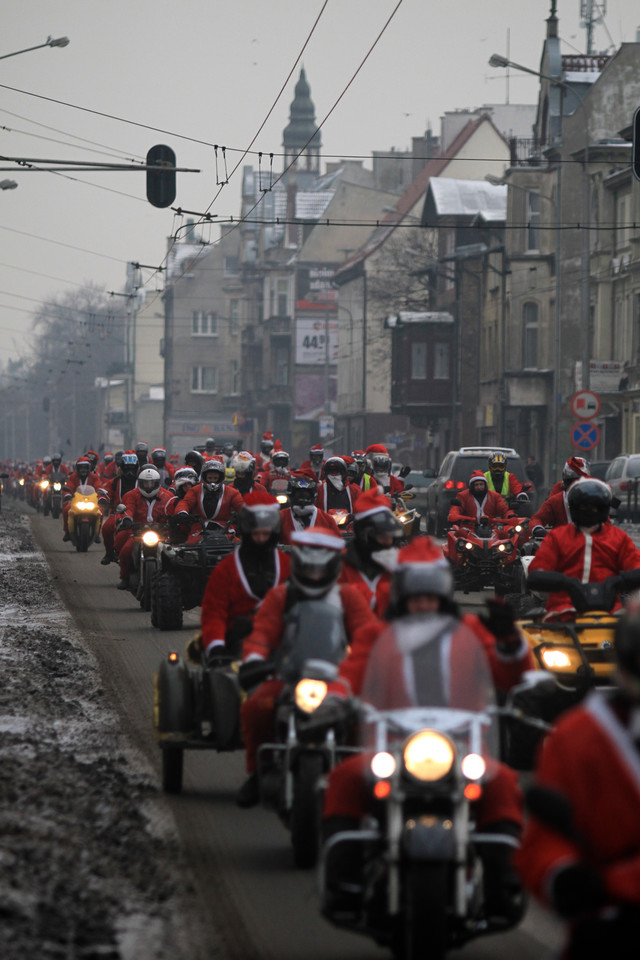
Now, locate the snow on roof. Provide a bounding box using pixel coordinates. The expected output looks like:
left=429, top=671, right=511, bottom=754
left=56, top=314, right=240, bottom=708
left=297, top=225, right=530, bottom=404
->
left=166, top=242, right=203, bottom=279
left=563, top=71, right=601, bottom=84
left=387, top=311, right=454, bottom=327
left=428, top=178, right=506, bottom=221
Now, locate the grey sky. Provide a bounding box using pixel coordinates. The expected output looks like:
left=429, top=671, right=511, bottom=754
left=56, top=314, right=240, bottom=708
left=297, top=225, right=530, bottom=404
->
left=1, top=0, right=638, bottom=360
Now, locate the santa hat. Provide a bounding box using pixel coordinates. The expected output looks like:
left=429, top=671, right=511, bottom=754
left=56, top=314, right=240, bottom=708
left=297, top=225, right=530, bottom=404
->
left=353, top=488, right=393, bottom=521
left=291, top=530, right=344, bottom=552
left=365, top=444, right=389, bottom=456
left=468, top=470, right=487, bottom=487
left=397, top=536, right=448, bottom=566
left=273, top=438, right=283, bottom=452
left=565, top=456, right=590, bottom=479
left=262, top=431, right=274, bottom=442
left=243, top=488, right=279, bottom=508
left=310, top=444, right=324, bottom=454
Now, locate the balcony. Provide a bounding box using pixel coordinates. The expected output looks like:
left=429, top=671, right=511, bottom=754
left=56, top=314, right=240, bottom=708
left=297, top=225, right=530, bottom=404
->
left=508, top=137, right=548, bottom=168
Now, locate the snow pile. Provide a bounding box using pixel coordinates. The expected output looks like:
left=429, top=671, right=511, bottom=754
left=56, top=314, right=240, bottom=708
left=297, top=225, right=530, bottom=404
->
left=0, top=508, right=211, bottom=960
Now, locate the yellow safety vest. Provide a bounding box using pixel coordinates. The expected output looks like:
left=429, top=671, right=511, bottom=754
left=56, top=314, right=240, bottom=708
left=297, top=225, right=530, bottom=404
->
left=484, top=471, right=510, bottom=497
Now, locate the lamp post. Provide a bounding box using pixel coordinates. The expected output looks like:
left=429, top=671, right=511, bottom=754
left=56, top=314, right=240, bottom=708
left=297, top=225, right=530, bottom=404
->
left=0, top=179, right=18, bottom=190
left=489, top=53, right=592, bottom=398
left=0, top=36, right=69, bottom=61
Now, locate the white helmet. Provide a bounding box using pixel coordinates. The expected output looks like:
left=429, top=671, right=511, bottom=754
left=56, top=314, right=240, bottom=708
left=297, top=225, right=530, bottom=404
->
left=138, top=466, right=161, bottom=500
left=173, top=466, right=197, bottom=492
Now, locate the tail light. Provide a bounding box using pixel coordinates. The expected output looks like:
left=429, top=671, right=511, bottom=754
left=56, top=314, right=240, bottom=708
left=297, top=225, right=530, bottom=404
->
left=456, top=481, right=465, bottom=489
left=444, top=480, right=454, bottom=490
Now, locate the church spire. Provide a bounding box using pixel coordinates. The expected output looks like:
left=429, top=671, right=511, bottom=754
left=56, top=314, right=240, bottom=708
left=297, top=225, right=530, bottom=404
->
left=282, top=68, right=321, bottom=174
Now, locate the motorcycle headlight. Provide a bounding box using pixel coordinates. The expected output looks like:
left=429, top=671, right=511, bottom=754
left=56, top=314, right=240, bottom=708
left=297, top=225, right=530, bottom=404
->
left=294, top=678, right=327, bottom=714
left=53, top=482, right=62, bottom=491
left=40, top=480, right=49, bottom=489
left=464, top=541, right=474, bottom=551
left=403, top=730, right=455, bottom=782
left=276, top=494, right=288, bottom=504
left=495, top=542, right=514, bottom=554
left=461, top=753, right=486, bottom=781
left=514, top=524, right=523, bottom=534
left=19, top=479, right=24, bottom=486
left=371, top=751, right=396, bottom=779
left=335, top=513, right=348, bottom=526
left=142, top=530, right=160, bottom=547
left=541, top=648, right=572, bottom=669
left=455, top=539, right=468, bottom=553
left=77, top=501, right=96, bottom=512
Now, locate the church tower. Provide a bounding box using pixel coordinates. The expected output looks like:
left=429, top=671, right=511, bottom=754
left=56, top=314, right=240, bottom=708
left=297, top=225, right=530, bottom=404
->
left=282, top=68, right=321, bottom=175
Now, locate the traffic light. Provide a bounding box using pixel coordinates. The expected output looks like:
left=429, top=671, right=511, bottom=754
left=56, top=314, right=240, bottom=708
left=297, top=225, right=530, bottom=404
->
left=146, top=144, right=176, bottom=208
left=633, top=107, right=640, bottom=182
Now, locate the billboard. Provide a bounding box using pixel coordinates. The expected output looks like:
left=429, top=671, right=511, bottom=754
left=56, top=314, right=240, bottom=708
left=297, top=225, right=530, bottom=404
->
left=295, top=316, right=338, bottom=365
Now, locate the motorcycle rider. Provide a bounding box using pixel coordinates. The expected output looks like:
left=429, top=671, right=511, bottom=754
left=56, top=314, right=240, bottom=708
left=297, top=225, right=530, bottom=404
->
left=255, top=431, right=275, bottom=473
left=175, top=457, right=244, bottom=532
left=528, top=477, right=640, bottom=620
left=279, top=474, right=340, bottom=544
left=530, top=456, right=591, bottom=537
left=484, top=452, right=523, bottom=500
left=62, top=456, right=102, bottom=543
left=135, top=441, right=150, bottom=469
left=516, top=612, right=640, bottom=958
left=150, top=447, right=175, bottom=487
left=45, top=453, right=68, bottom=478
left=316, top=456, right=361, bottom=513
left=165, top=466, right=198, bottom=515
left=200, top=491, right=291, bottom=663
left=204, top=437, right=217, bottom=458
left=98, top=452, right=140, bottom=564
left=364, top=444, right=405, bottom=495
left=339, top=488, right=402, bottom=616
left=350, top=450, right=367, bottom=487
left=230, top=451, right=268, bottom=497
left=320, top=536, right=532, bottom=919
left=548, top=455, right=590, bottom=498
left=299, top=443, right=325, bottom=481
left=101, top=451, right=121, bottom=482
left=263, top=448, right=291, bottom=492
left=183, top=449, right=204, bottom=479
left=114, top=466, right=172, bottom=590
left=236, top=530, right=378, bottom=807
left=448, top=470, right=513, bottom=526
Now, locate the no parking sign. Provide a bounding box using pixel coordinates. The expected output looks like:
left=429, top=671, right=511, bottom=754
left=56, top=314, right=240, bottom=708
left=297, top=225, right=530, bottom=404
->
left=571, top=421, right=600, bottom=451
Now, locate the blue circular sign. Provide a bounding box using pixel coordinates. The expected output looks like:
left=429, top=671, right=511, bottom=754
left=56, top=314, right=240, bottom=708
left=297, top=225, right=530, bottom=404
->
left=571, top=421, right=600, bottom=451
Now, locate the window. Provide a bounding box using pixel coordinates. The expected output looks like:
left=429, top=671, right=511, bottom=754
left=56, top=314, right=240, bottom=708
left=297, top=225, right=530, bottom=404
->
left=191, top=366, right=217, bottom=393
left=433, top=343, right=450, bottom=380
left=274, top=344, right=289, bottom=386
left=230, top=299, right=240, bottom=335
left=277, top=278, right=289, bottom=317
left=523, top=301, right=539, bottom=368
left=616, top=192, right=630, bottom=251
left=229, top=359, right=239, bottom=395
left=224, top=256, right=239, bottom=276
left=527, top=192, right=540, bottom=251
left=192, top=311, right=218, bottom=336
left=411, top=342, right=427, bottom=380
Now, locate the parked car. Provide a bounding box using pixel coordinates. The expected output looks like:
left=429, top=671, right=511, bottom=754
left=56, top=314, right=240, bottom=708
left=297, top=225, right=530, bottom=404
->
left=425, top=446, right=528, bottom=537
left=402, top=468, right=436, bottom=518
left=605, top=455, right=640, bottom=520
left=588, top=459, right=611, bottom=481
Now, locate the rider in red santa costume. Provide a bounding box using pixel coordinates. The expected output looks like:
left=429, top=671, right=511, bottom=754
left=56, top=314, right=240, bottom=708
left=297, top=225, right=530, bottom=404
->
left=448, top=470, right=512, bottom=526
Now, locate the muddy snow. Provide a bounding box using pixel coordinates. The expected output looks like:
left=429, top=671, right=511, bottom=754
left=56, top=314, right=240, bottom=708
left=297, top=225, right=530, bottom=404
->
left=0, top=507, right=218, bottom=959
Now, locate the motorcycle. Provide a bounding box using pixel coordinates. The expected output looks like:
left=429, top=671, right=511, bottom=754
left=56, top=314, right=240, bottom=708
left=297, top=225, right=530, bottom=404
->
left=443, top=515, right=528, bottom=595
left=66, top=484, right=102, bottom=552
left=502, top=568, right=640, bottom=770
left=270, top=475, right=291, bottom=508
left=329, top=508, right=354, bottom=540
left=391, top=491, right=420, bottom=541
left=318, top=626, right=525, bottom=959
left=126, top=521, right=168, bottom=612
left=153, top=644, right=243, bottom=794
left=254, top=597, right=352, bottom=868
left=35, top=477, right=50, bottom=513
left=45, top=471, right=66, bottom=519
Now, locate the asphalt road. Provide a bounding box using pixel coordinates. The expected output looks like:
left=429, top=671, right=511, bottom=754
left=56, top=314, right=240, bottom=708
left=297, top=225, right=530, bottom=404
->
left=28, top=510, right=566, bottom=960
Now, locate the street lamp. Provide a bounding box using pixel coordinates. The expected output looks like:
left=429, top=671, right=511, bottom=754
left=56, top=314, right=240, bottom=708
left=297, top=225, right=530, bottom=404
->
left=0, top=179, right=18, bottom=190
left=0, top=36, right=69, bottom=61
left=485, top=173, right=561, bottom=476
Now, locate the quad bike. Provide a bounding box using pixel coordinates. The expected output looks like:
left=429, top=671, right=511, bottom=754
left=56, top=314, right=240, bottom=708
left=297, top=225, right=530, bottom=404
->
left=150, top=515, right=237, bottom=630
left=66, top=485, right=102, bottom=553
left=443, top=515, right=528, bottom=595
left=153, top=643, right=243, bottom=794
left=391, top=491, right=420, bottom=542
left=502, top=568, right=640, bottom=770
left=328, top=508, right=354, bottom=541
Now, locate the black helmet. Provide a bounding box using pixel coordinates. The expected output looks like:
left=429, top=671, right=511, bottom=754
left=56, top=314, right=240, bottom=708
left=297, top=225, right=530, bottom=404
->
left=205, top=437, right=216, bottom=455
left=184, top=450, right=204, bottom=476
left=201, top=459, right=225, bottom=492
left=488, top=452, right=507, bottom=473
left=567, top=477, right=612, bottom=528
left=290, top=531, right=344, bottom=598
left=151, top=447, right=167, bottom=468
left=288, top=474, right=318, bottom=506
left=614, top=614, right=640, bottom=685
left=324, top=456, right=347, bottom=480
left=353, top=505, right=402, bottom=554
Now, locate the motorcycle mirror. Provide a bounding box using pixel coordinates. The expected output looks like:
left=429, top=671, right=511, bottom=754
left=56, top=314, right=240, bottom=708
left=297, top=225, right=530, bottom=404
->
left=115, top=503, right=127, bottom=513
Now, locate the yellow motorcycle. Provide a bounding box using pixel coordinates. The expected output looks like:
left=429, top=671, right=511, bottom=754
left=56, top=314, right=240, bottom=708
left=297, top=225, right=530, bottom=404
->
left=503, top=569, right=640, bottom=770
left=67, top=484, right=102, bottom=552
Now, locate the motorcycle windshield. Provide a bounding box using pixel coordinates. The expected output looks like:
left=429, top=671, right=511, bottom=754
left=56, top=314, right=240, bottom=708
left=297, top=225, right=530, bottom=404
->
left=276, top=597, right=347, bottom=682
left=76, top=484, right=96, bottom=496
left=360, top=613, right=498, bottom=759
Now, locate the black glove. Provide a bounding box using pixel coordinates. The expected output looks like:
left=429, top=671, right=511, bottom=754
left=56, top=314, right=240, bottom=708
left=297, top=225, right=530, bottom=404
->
left=551, top=863, right=605, bottom=919
left=480, top=597, right=520, bottom=653
left=399, top=465, right=411, bottom=478
left=532, top=525, right=546, bottom=539
left=238, top=659, right=272, bottom=692
left=118, top=516, right=133, bottom=530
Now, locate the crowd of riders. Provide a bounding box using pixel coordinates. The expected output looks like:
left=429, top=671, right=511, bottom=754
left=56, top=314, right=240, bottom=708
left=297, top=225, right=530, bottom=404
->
left=5, top=435, right=640, bottom=955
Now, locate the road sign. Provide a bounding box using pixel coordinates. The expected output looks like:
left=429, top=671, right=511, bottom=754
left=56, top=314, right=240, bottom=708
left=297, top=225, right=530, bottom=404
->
left=570, top=390, right=601, bottom=419
left=571, top=421, right=601, bottom=451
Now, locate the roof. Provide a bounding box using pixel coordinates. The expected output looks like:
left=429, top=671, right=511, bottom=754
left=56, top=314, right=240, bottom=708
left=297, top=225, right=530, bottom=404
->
left=425, top=178, right=506, bottom=223
left=335, top=113, right=507, bottom=281
left=386, top=311, right=454, bottom=327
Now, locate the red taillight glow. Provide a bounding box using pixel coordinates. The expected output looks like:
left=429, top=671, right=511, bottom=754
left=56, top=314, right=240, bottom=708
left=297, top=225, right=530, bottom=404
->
left=168, top=652, right=179, bottom=663
left=464, top=782, right=483, bottom=801
left=620, top=482, right=628, bottom=491
left=374, top=780, right=392, bottom=799
left=456, top=481, right=465, bottom=489
left=444, top=480, right=454, bottom=490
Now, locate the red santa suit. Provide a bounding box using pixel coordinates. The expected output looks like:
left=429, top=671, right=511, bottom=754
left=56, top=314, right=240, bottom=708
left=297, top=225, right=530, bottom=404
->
left=114, top=486, right=172, bottom=581
left=516, top=692, right=640, bottom=926
left=448, top=488, right=511, bottom=525
left=279, top=505, right=340, bottom=545
left=200, top=547, right=290, bottom=655
left=177, top=482, right=244, bottom=526
left=530, top=490, right=571, bottom=530
left=99, top=474, right=138, bottom=559
left=316, top=479, right=361, bottom=512
left=240, top=580, right=378, bottom=772
left=529, top=521, right=640, bottom=619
